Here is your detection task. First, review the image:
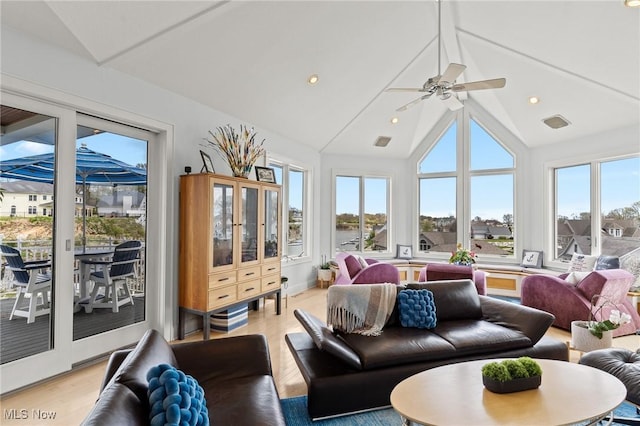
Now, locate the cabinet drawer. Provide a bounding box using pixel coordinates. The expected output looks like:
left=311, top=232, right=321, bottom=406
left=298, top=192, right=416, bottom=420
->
left=238, top=279, right=261, bottom=299
left=261, top=275, right=280, bottom=292
left=238, top=266, right=261, bottom=281
left=207, top=285, right=237, bottom=309
left=261, top=263, right=280, bottom=276
left=209, top=271, right=237, bottom=289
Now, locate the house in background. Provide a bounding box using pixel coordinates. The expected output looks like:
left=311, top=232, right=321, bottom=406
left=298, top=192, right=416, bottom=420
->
left=0, top=181, right=53, bottom=217
left=96, top=190, right=145, bottom=218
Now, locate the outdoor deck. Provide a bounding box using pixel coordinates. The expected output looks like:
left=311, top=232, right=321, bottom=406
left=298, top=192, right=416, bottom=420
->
left=0, top=296, right=145, bottom=364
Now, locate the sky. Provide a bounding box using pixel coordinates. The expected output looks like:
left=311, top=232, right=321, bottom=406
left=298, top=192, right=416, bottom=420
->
left=1, top=129, right=147, bottom=167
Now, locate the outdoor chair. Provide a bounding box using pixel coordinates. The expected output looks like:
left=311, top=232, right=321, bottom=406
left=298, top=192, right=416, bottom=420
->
left=81, top=240, right=141, bottom=313
left=0, top=245, right=52, bottom=324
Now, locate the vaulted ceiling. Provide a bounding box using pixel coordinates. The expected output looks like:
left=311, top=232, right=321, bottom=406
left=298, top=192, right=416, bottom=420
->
left=2, top=1, right=639, bottom=158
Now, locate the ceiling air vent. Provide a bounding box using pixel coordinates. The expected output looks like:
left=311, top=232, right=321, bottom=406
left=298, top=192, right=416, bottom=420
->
left=542, top=115, right=571, bottom=129
left=374, top=136, right=392, bottom=147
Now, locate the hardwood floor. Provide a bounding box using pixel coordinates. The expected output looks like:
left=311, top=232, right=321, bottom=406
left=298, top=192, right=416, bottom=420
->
left=1, top=287, right=638, bottom=425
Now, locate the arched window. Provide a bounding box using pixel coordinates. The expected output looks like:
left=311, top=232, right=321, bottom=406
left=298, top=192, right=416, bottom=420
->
left=418, top=116, right=515, bottom=259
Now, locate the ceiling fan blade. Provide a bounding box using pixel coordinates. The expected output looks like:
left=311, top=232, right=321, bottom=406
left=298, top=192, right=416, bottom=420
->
left=396, top=94, right=432, bottom=112
left=451, top=78, right=506, bottom=92
left=441, top=94, right=464, bottom=111
left=386, top=87, right=425, bottom=93
left=439, top=63, right=466, bottom=84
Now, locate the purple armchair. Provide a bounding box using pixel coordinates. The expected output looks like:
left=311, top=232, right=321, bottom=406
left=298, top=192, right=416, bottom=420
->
left=521, top=269, right=640, bottom=337
left=418, top=263, right=487, bottom=295
left=333, top=253, right=400, bottom=285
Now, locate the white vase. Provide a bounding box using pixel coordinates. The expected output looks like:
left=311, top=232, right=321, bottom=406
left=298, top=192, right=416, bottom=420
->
left=570, top=320, right=613, bottom=352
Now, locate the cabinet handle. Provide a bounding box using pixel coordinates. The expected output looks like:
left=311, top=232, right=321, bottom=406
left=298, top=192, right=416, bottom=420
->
left=218, top=277, right=229, bottom=282
left=245, top=272, right=255, bottom=276
left=217, top=294, right=230, bottom=299
left=245, top=287, right=255, bottom=292
left=267, top=281, right=276, bottom=285
left=267, top=267, right=276, bottom=271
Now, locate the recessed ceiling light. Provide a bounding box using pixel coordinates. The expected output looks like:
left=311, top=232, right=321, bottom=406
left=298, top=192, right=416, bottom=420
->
left=528, top=96, right=540, bottom=104
left=390, top=117, right=399, bottom=124
left=625, top=0, right=640, bottom=7
left=307, top=74, right=319, bottom=85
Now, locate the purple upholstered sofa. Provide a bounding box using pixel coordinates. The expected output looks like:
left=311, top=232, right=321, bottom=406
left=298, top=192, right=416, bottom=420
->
left=521, top=269, right=640, bottom=337
left=334, top=253, right=400, bottom=285
left=418, top=262, right=487, bottom=295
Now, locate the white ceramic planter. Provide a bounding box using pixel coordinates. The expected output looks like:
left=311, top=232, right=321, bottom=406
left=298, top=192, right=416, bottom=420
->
left=570, top=320, right=613, bottom=352
left=317, top=269, right=332, bottom=282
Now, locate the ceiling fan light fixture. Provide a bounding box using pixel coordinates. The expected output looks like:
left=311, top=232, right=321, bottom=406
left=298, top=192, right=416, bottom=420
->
left=624, top=0, right=640, bottom=7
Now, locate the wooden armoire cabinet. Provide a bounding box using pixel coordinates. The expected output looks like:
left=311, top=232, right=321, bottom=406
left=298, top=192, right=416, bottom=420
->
left=178, top=173, right=282, bottom=339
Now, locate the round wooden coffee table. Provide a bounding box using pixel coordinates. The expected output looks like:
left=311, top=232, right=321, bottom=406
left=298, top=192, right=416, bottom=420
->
left=390, top=359, right=626, bottom=426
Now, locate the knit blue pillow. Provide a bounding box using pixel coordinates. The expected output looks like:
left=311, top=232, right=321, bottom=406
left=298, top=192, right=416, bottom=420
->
left=398, top=289, right=437, bottom=329
left=147, top=363, right=209, bottom=426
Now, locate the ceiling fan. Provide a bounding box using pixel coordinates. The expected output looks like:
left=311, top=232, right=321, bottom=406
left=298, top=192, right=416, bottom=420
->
left=386, top=0, right=506, bottom=112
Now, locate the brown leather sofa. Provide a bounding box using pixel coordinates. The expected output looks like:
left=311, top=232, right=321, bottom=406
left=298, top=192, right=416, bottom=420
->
left=81, top=329, right=286, bottom=425
left=286, top=279, right=569, bottom=419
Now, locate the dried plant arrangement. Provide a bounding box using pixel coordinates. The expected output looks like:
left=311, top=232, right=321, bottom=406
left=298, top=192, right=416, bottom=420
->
left=207, top=124, right=265, bottom=177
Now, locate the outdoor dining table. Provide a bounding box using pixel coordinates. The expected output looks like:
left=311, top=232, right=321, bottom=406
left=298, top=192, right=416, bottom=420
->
left=74, top=248, right=113, bottom=312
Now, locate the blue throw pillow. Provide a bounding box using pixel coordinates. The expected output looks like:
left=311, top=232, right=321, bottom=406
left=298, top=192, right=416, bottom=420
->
left=147, top=363, right=209, bottom=426
left=398, top=289, right=437, bottom=329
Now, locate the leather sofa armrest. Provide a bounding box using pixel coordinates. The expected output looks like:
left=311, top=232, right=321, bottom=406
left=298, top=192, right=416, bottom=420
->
left=479, top=295, right=555, bottom=345
left=294, top=309, right=363, bottom=370
left=100, top=349, right=133, bottom=393
left=172, top=334, right=274, bottom=382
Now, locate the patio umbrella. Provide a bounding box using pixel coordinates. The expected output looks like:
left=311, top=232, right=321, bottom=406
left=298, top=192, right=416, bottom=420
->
left=0, top=145, right=147, bottom=247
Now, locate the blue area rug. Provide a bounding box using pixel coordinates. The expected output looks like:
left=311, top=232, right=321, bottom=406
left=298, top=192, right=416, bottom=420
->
left=488, top=294, right=521, bottom=304
left=281, top=396, right=638, bottom=425
left=281, top=396, right=400, bottom=425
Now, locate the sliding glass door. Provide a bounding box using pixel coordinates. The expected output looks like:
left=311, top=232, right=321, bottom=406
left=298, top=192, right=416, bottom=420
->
left=0, top=94, right=159, bottom=393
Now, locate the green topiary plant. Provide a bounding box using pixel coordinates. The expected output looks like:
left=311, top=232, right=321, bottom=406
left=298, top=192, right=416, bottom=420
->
left=481, top=362, right=511, bottom=382
left=517, top=357, right=543, bottom=377
left=502, top=359, right=530, bottom=379
left=482, top=358, right=542, bottom=382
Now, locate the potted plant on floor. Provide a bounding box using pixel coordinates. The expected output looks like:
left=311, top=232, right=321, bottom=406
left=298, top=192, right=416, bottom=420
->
left=317, top=255, right=332, bottom=282
left=481, top=357, right=542, bottom=393
left=570, top=294, right=632, bottom=352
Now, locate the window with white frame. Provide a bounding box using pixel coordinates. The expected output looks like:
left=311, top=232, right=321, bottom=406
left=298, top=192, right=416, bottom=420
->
left=269, top=161, right=308, bottom=259
left=335, top=174, right=389, bottom=253
left=554, top=156, right=640, bottom=261
left=418, top=117, right=515, bottom=258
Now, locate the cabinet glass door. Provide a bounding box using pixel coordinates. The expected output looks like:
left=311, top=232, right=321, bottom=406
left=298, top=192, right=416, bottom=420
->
left=240, top=185, right=259, bottom=264
left=212, top=181, right=234, bottom=268
left=263, top=188, right=280, bottom=260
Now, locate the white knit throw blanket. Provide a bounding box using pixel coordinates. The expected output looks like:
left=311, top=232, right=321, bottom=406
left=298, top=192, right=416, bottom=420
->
left=327, top=283, right=397, bottom=336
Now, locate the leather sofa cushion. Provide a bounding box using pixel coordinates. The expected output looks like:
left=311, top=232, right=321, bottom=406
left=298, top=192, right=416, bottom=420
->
left=407, top=279, right=482, bottom=321
left=339, top=319, right=531, bottom=370
left=205, top=375, right=284, bottom=425
left=338, top=327, right=456, bottom=369
left=81, top=383, right=148, bottom=426
left=430, top=320, right=532, bottom=355
left=108, top=329, right=178, bottom=404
